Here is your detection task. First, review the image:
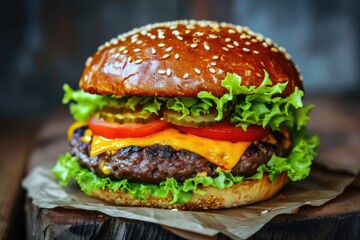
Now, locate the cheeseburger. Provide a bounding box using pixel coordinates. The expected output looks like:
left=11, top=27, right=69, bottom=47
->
left=52, top=20, right=319, bottom=210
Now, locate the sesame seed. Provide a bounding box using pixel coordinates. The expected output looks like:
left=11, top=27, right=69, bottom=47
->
left=172, top=30, right=180, bottom=36
left=123, top=49, right=129, bottom=54
left=251, top=39, right=258, bottom=43
left=212, top=26, right=220, bottom=32
left=166, top=68, right=172, bottom=76
left=134, top=59, right=143, bottom=64
left=218, top=69, right=224, bottom=74
left=279, top=46, right=286, bottom=53
left=193, top=31, right=204, bottom=37
left=133, top=48, right=141, bottom=53
left=158, top=43, right=165, bottom=47
left=285, top=52, right=292, bottom=60
left=176, top=36, right=183, bottom=41
left=185, top=30, right=191, bottom=34
left=209, top=68, right=216, bottom=73
left=131, top=34, right=138, bottom=39
left=253, top=50, right=259, bottom=54
left=165, top=47, right=173, bottom=52
left=175, top=53, right=180, bottom=59
left=162, top=54, right=170, bottom=59
left=245, top=41, right=251, bottom=46
left=191, top=43, right=198, bottom=48
left=210, top=62, right=217, bottom=66
left=110, top=38, right=118, bottom=45
left=240, top=34, right=248, bottom=39
left=104, top=41, right=110, bottom=47
left=85, top=57, right=93, bottom=67
left=84, top=74, right=89, bottom=82
left=194, top=68, right=201, bottom=74
left=158, top=32, right=165, bottom=39
left=212, top=55, right=219, bottom=60
left=209, top=34, right=218, bottom=39
left=223, top=47, right=229, bottom=51
left=227, top=44, right=234, bottom=49
left=109, top=48, right=116, bottom=54
left=158, top=69, right=166, bottom=75
left=228, top=29, right=236, bottom=34
left=117, top=35, right=126, bottom=41
left=127, top=56, right=133, bottom=63
left=225, top=38, right=231, bottom=42
left=262, top=42, right=268, bottom=48
left=150, top=35, right=156, bottom=40
left=271, top=47, right=278, bottom=52
left=136, top=40, right=143, bottom=45
left=203, top=42, right=210, bottom=50
left=265, top=38, right=272, bottom=45
left=113, top=53, right=120, bottom=58
left=242, top=47, right=250, bottom=52
left=183, top=73, right=189, bottom=79
left=151, top=48, right=157, bottom=54
left=261, top=210, right=268, bottom=214
left=233, top=41, right=239, bottom=47
left=119, top=46, right=126, bottom=51
left=256, top=34, right=265, bottom=42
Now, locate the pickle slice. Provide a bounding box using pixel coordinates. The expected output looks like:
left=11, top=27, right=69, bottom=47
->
left=162, top=109, right=219, bottom=127
left=100, top=105, right=156, bottom=124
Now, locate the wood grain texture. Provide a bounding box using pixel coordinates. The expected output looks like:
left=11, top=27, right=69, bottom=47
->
left=249, top=183, right=360, bottom=240
left=23, top=96, right=360, bottom=239
left=25, top=184, right=360, bottom=240
left=26, top=198, right=185, bottom=240
left=0, top=118, right=40, bottom=240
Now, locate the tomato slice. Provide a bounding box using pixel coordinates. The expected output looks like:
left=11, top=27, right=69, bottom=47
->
left=88, top=116, right=171, bottom=139
left=175, top=122, right=270, bottom=142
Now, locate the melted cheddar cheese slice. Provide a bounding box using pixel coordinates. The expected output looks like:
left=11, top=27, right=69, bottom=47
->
left=67, top=121, right=87, bottom=141
left=90, top=128, right=251, bottom=170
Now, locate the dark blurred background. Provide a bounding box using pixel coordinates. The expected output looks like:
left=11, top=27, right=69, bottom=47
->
left=1, top=0, right=359, bottom=117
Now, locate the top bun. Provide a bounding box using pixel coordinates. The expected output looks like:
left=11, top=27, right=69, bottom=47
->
left=80, top=20, right=303, bottom=97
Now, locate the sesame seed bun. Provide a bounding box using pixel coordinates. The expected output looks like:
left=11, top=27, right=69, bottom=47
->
left=92, top=173, right=288, bottom=210
left=79, top=20, right=303, bottom=97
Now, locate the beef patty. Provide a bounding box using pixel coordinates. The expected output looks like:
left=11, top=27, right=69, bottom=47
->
left=70, top=127, right=289, bottom=183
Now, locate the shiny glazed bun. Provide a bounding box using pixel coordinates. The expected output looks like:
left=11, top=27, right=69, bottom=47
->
left=80, top=20, right=303, bottom=97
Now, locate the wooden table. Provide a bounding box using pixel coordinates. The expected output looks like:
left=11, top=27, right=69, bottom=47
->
left=4, top=95, right=360, bottom=239
left=0, top=118, right=40, bottom=240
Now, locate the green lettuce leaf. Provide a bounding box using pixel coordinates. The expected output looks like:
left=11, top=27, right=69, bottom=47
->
left=62, top=70, right=308, bottom=132
left=197, top=71, right=305, bottom=130
left=62, top=84, right=120, bottom=121
left=51, top=127, right=319, bottom=204
left=63, top=84, right=103, bottom=121
left=63, top=85, right=164, bottom=120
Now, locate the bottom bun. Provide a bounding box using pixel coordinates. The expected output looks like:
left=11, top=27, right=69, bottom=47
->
left=92, top=173, right=288, bottom=210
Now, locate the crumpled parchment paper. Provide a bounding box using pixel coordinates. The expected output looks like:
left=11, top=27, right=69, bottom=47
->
left=22, top=164, right=356, bottom=240
left=22, top=110, right=359, bottom=240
